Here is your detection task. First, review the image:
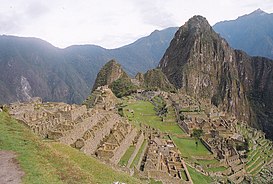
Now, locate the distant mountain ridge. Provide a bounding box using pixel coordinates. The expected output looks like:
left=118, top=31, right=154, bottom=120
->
left=1, top=9, right=273, bottom=105
left=0, top=27, right=177, bottom=104
left=213, top=9, right=273, bottom=59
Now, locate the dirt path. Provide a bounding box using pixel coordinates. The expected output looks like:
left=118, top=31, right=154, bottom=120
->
left=0, top=150, right=24, bottom=184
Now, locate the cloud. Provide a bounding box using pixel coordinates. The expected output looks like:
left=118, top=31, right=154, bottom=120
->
left=26, top=1, right=49, bottom=18
left=0, top=13, right=23, bottom=33
left=132, top=0, right=176, bottom=28
left=0, top=0, right=272, bottom=48
left=0, top=1, right=49, bottom=34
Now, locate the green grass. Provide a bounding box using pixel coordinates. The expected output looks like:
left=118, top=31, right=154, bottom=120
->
left=206, top=166, right=227, bottom=172
left=247, top=151, right=261, bottom=166
left=149, top=178, right=163, bottom=184
left=0, top=112, right=142, bottom=184
left=180, top=170, right=188, bottom=180
left=247, top=157, right=263, bottom=172
left=171, top=136, right=212, bottom=159
left=197, top=159, right=219, bottom=166
left=123, top=100, right=185, bottom=135
left=250, top=162, right=265, bottom=175
left=52, top=143, right=142, bottom=184
left=131, top=139, right=147, bottom=168
left=187, top=165, right=212, bottom=184
left=119, top=145, right=135, bottom=166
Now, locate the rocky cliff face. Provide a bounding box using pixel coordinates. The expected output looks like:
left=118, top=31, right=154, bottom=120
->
left=159, top=15, right=273, bottom=139
left=235, top=51, right=273, bottom=137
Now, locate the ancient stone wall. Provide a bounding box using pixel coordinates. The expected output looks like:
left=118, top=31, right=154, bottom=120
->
left=226, top=155, right=240, bottom=166
left=58, top=113, right=103, bottom=145
left=70, top=105, right=87, bottom=121
left=81, top=113, right=119, bottom=155
left=148, top=170, right=190, bottom=184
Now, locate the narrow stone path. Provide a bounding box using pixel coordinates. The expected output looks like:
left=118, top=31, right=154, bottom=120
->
left=0, top=150, right=24, bottom=184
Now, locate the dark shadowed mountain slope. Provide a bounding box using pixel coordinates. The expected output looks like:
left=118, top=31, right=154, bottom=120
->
left=0, top=35, right=89, bottom=104
left=159, top=15, right=273, bottom=139
left=213, top=9, right=273, bottom=59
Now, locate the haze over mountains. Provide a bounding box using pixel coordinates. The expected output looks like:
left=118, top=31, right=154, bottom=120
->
left=0, top=9, right=272, bottom=105
left=0, top=28, right=176, bottom=104
left=214, top=9, right=273, bottom=59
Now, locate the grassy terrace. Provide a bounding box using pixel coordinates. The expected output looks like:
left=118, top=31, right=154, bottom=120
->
left=123, top=100, right=184, bottom=135
left=237, top=124, right=273, bottom=176
left=187, top=165, right=212, bottom=184
left=171, top=136, right=212, bottom=159
left=0, top=112, right=142, bottom=184
left=206, top=166, right=227, bottom=172
left=119, top=145, right=135, bottom=166
left=130, top=139, right=147, bottom=168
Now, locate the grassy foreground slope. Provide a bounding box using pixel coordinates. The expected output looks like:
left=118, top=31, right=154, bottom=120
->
left=0, top=112, right=142, bottom=184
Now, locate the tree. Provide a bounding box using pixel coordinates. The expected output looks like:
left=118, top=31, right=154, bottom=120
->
left=191, top=129, right=204, bottom=148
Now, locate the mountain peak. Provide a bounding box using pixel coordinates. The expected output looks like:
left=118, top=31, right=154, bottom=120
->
left=238, top=8, right=268, bottom=19
left=92, top=59, right=129, bottom=91
left=185, top=15, right=211, bottom=32
left=251, top=8, right=267, bottom=15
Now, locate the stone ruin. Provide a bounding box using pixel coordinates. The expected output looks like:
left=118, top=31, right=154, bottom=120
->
left=168, top=94, right=273, bottom=183
left=84, top=85, right=120, bottom=110
left=5, top=87, right=194, bottom=183
left=135, top=125, right=193, bottom=184
left=6, top=87, right=137, bottom=169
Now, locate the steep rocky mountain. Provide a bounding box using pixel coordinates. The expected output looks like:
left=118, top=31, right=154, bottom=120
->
left=91, top=59, right=130, bottom=91
left=159, top=15, right=273, bottom=139
left=0, top=27, right=177, bottom=104
left=90, top=59, right=174, bottom=98
left=213, top=9, right=273, bottom=59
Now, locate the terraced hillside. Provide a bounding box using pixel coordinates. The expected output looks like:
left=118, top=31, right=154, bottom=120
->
left=0, top=111, right=142, bottom=184
left=237, top=124, right=273, bottom=177
left=122, top=91, right=273, bottom=184
left=3, top=87, right=273, bottom=183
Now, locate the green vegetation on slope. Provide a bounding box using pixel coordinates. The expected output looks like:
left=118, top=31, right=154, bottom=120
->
left=0, top=112, right=142, bottom=184
left=110, top=78, right=137, bottom=98
left=187, top=165, right=212, bottom=184
left=144, top=69, right=176, bottom=92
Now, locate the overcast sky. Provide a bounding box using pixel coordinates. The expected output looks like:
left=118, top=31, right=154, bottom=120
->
left=0, top=0, right=272, bottom=49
